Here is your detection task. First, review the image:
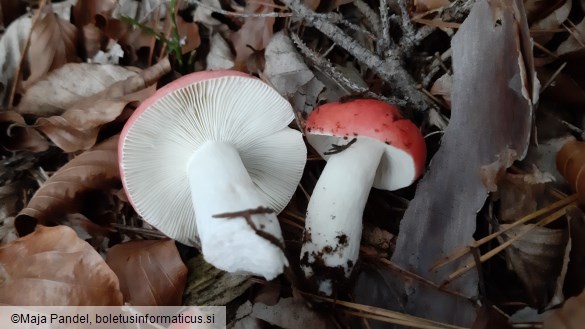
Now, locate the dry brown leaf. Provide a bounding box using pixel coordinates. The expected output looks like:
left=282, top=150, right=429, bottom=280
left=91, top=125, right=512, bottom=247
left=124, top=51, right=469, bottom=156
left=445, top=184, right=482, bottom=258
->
left=414, top=0, right=451, bottom=12
left=176, top=15, right=201, bottom=54
left=0, top=16, right=32, bottom=107
left=544, top=291, right=585, bottom=329
left=556, top=140, right=585, bottom=204
left=183, top=255, right=251, bottom=306
left=71, top=0, right=116, bottom=28
left=15, top=135, right=120, bottom=236
left=229, top=0, right=275, bottom=71
left=499, top=224, right=569, bottom=308
left=206, top=32, right=235, bottom=70
left=248, top=298, right=329, bottom=329
left=0, top=225, right=123, bottom=305
left=18, top=63, right=140, bottom=116
left=0, top=111, right=48, bottom=152
left=524, top=0, right=567, bottom=26
left=106, top=239, right=188, bottom=306
left=17, top=59, right=170, bottom=152
left=24, top=5, right=79, bottom=90
left=497, top=167, right=554, bottom=223
left=389, top=0, right=535, bottom=325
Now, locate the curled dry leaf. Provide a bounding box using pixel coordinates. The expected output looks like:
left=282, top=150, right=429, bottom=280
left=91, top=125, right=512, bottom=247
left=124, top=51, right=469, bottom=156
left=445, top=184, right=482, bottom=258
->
left=0, top=111, right=48, bottom=153
left=206, top=33, right=235, bottom=70
left=264, top=32, right=324, bottom=113
left=497, top=166, right=554, bottom=223
left=0, top=225, right=123, bottom=305
left=264, top=32, right=314, bottom=97
left=106, top=239, right=188, bottom=306
left=245, top=298, right=329, bottom=329
left=15, top=135, right=120, bottom=236
left=498, top=223, right=569, bottom=308
left=229, top=0, right=275, bottom=70
left=0, top=16, right=31, bottom=107
left=183, top=255, right=251, bottom=306
left=18, top=59, right=170, bottom=152
left=24, top=5, right=79, bottom=90
left=18, top=63, right=139, bottom=116
left=556, top=139, right=585, bottom=204
left=544, top=291, right=585, bottom=329
left=430, top=73, right=452, bottom=107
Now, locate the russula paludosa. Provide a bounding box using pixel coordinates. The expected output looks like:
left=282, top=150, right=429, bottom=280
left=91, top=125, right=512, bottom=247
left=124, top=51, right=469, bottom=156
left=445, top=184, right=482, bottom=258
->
left=119, top=70, right=307, bottom=280
left=300, top=99, right=426, bottom=295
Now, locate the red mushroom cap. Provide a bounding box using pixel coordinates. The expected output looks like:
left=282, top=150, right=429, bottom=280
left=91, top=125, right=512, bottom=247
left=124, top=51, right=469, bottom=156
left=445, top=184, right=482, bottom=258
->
left=305, top=99, right=426, bottom=190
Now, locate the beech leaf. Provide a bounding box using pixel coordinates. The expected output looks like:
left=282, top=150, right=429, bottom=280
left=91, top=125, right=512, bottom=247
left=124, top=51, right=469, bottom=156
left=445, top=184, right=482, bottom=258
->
left=24, top=5, right=79, bottom=90
left=15, top=135, right=121, bottom=235
left=18, top=63, right=140, bottom=116
left=106, top=239, right=188, bottom=306
left=0, top=16, right=31, bottom=107
left=0, top=225, right=123, bottom=305
left=498, top=224, right=569, bottom=308
left=0, top=111, right=49, bottom=152
left=544, top=290, right=585, bottom=329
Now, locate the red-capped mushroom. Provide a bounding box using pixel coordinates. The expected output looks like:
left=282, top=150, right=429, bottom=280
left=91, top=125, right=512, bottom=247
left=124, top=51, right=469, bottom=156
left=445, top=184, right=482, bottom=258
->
left=300, top=99, right=426, bottom=295
left=119, top=70, right=306, bottom=280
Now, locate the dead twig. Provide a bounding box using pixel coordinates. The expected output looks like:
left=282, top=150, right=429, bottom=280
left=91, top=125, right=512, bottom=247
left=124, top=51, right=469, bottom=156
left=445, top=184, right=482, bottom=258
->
left=282, top=0, right=431, bottom=113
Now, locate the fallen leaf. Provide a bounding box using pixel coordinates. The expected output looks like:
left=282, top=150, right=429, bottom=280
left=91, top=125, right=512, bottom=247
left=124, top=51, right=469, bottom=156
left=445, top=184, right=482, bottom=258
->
left=0, top=16, right=31, bottom=107
left=264, top=32, right=314, bottom=97
left=206, top=32, right=235, bottom=70
left=15, top=135, right=120, bottom=236
left=556, top=140, right=585, bottom=204
left=389, top=0, right=535, bottom=325
left=176, top=15, right=201, bottom=54
left=17, top=59, right=170, bottom=152
left=0, top=111, right=49, bottom=152
left=0, top=225, right=123, bottom=305
left=229, top=0, right=275, bottom=70
left=524, top=0, right=567, bottom=26
left=563, top=206, right=585, bottom=299
left=264, top=32, right=324, bottom=113
left=183, top=255, right=251, bottom=306
left=414, top=0, right=451, bottom=12
left=498, top=223, right=569, bottom=308
left=496, top=167, right=554, bottom=223
left=556, top=17, right=585, bottom=56
left=71, top=0, right=117, bottom=28
left=24, top=5, right=79, bottom=90
left=430, top=73, right=452, bottom=107
left=544, top=290, right=585, bottom=329
left=249, top=298, right=329, bottom=329
left=106, top=239, right=188, bottom=305
left=530, top=0, right=571, bottom=45
left=18, top=63, right=140, bottom=116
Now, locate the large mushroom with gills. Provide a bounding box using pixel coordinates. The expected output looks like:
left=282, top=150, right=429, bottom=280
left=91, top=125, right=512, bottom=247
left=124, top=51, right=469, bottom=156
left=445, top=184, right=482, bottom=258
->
left=300, top=99, right=426, bottom=295
left=119, top=70, right=307, bottom=280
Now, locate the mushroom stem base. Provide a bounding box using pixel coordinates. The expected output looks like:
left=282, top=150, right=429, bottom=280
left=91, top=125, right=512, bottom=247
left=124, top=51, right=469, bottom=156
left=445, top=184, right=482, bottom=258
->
left=187, top=141, right=287, bottom=280
left=300, top=137, right=385, bottom=295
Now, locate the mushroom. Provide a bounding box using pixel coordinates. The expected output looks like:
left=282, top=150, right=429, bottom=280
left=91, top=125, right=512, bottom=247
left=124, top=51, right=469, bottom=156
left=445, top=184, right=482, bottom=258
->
left=119, top=70, right=306, bottom=280
left=300, top=99, right=426, bottom=295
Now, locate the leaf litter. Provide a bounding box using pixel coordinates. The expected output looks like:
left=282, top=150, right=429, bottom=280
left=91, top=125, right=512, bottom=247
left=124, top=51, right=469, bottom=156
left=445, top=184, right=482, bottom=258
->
left=2, top=0, right=585, bottom=328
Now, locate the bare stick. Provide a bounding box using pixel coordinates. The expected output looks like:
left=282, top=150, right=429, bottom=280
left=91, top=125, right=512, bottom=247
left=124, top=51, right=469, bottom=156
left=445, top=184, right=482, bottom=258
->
left=378, top=0, right=391, bottom=55
left=353, top=0, right=381, bottom=37
left=283, top=0, right=430, bottom=112
left=290, top=33, right=405, bottom=106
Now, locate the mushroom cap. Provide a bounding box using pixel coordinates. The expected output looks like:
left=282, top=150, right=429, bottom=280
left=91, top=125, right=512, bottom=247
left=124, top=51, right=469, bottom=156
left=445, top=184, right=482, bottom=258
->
left=119, top=70, right=306, bottom=246
left=305, top=99, right=426, bottom=190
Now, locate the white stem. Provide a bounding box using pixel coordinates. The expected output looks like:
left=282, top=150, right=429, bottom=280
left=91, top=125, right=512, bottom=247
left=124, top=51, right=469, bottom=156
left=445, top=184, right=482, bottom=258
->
left=187, top=141, right=288, bottom=280
left=301, top=137, right=385, bottom=295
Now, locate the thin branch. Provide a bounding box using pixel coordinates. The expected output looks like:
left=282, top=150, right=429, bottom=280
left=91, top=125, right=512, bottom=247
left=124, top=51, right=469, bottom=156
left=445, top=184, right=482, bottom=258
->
left=378, top=0, right=391, bottom=55
left=353, top=0, right=381, bottom=37
left=190, top=0, right=292, bottom=17
left=282, top=0, right=430, bottom=112
left=290, top=33, right=406, bottom=106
